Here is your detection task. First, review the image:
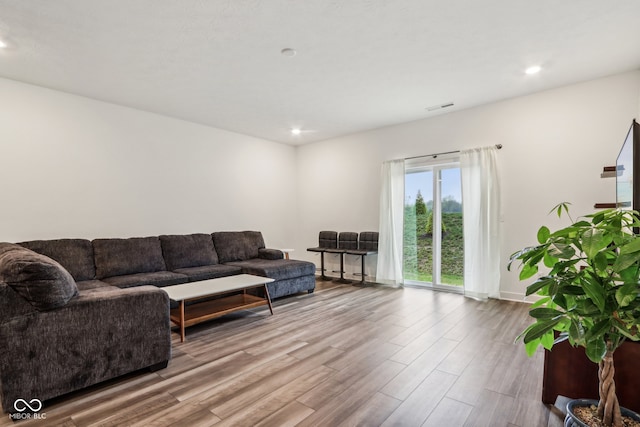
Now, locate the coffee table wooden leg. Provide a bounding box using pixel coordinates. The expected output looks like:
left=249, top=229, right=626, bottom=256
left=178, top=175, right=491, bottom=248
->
left=179, top=300, right=186, bottom=342
left=263, top=284, right=274, bottom=315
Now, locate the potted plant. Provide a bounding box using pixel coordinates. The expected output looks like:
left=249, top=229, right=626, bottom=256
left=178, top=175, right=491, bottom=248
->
left=508, top=203, right=640, bottom=427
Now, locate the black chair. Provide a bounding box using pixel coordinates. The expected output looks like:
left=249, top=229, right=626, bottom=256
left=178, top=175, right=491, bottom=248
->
left=326, top=232, right=358, bottom=284
left=346, top=232, right=379, bottom=285
left=306, top=231, right=337, bottom=281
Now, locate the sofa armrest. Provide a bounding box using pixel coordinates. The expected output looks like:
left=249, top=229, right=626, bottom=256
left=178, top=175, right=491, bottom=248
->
left=0, top=285, right=171, bottom=411
left=259, top=248, right=284, bottom=260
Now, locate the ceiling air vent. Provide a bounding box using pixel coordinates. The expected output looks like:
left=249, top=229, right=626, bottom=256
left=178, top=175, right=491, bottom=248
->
left=426, top=102, right=454, bottom=112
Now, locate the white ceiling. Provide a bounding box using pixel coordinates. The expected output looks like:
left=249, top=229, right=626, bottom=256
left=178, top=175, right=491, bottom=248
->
left=1, top=1, right=639, bottom=145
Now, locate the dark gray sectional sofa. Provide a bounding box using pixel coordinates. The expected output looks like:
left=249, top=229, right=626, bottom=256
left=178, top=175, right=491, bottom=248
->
left=0, top=231, right=314, bottom=413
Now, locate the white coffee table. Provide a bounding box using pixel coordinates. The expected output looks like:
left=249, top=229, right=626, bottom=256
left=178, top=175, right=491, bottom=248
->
left=162, top=274, right=275, bottom=342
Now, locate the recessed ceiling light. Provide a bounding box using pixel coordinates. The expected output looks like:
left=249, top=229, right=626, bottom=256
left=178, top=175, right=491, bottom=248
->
left=0, top=39, right=7, bottom=49
left=525, top=65, right=542, bottom=75
left=291, top=128, right=302, bottom=135
left=281, top=48, right=297, bottom=57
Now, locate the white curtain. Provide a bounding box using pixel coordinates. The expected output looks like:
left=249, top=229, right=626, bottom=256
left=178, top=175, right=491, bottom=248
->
left=376, top=159, right=405, bottom=286
left=460, top=146, right=501, bottom=300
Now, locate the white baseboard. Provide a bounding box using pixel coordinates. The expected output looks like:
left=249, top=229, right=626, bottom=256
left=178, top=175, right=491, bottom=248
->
left=499, top=291, right=543, bottom=303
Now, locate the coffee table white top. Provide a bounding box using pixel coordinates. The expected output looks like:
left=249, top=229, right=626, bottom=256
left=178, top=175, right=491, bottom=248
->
left=162, top=274, right=274, bottom=302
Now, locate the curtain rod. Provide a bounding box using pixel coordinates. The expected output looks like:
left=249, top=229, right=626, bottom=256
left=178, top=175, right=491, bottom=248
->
left=404, top=144, right=503, bottom=161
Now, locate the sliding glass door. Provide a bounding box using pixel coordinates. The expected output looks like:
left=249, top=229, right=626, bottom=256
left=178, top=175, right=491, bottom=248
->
left=403, top=159, right=463, bottom=291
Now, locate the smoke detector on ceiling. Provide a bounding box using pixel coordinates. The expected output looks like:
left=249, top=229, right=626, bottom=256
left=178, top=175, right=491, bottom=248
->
left=281, top=48, right=297, bottom=57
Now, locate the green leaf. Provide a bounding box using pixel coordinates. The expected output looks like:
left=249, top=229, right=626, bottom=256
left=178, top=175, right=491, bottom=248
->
left=585, top=337, right=607, bottom=363
left=592, top=211, right=605, bottom=225
left=537, top=226, right=550, bottom=244
left=618, top=265, right=640, bottom=283
left=523, top=318, right=563, bottom=343
left=529, top=296, right=550, bottom=309
left=581, top=228, right=612, bottom=259
left=616, top=282, right=638, bottom=307
left=548, top=243, right=575, bottom=259
left=550, top=259, right=580, bottom=275
left=543, top=252, right=559, bottom=268
left=572, top=220, right=592, bottom=228
left=568, top=321, right=584, bottom=344
left=581, top=276, right=606, bottom=313
left=552, top=293, right=568, bottom=310
left=593, top=252, right=608, bottom=272
left=558, top=285, right=585, bottom=296
left=529, top=307, right=564, bottom=319
left=508, top=246, right=545, bottom=271
left=584, top=319, right=610, bottom=341
left=540, top=331, right=554, bottom=350
left=614, top=324, right=639, bottom=341
left=612, top=252, right=640, bottom=272
left=526, top=277, right=554, bottom=296
left=573, top=299, right=600, bottom=316
left=619, top=237, right=640, bottom=255
left=550, top=202, right=571, bottom=218
left=524, top=338, right=540, bottom=357
left=519, top=264, right=538, bottom=281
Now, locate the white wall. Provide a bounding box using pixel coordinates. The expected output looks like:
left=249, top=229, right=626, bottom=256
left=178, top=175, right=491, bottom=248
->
left=295, top=70, right=640, bottom=299
left=3, top=71, right=639, bottom=298
left=0, top=77, right=297, bottom=248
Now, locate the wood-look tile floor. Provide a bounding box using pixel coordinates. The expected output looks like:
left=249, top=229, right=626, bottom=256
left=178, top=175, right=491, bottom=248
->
left=3, top=280, right=560, bottom=427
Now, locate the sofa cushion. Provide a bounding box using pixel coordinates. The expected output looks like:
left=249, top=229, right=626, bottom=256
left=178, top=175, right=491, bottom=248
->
left=102, top=271, right=188, bottom=289
left=212, top=232, right=248, bottom=263
left=0, top=243, right=78, bottom=311
left=243, top=231, right=265, bottom=259
left=225, top=259, right=316, bottom=281
left=173, top=264, right=242, bottom=282
left=159, top=234, right=218, bottom=270
left=93, top=237, right=166, bottom=279
left=19, top=238, right=96, bottom=282
left=75, top=280, right=114, bottom=292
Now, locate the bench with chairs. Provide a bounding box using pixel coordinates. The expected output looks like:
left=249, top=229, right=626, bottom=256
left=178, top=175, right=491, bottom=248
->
left=307, top=231, right=379, bottom=285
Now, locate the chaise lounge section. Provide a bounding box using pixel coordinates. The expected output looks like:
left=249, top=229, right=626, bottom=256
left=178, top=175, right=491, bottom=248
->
left=212, top=231, right=316, bottom=299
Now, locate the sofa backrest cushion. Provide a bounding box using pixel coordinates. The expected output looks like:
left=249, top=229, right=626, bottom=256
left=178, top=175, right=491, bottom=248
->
left=243, top=231, right=265, bottom=259
left=212, top=232, right=248, bottom=263
left=93, top=237, right=166, bottom=279
left=159, top=234, right=218, bottom=270
left=18, top=239, right=96, bottom=282
left=0, top=243, right=78, bottom=311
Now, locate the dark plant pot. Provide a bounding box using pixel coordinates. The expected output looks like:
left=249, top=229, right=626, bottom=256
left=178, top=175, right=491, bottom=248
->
left=564, top=399, right=640, bottom=427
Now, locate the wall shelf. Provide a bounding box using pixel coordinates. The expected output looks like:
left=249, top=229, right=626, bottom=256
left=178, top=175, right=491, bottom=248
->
left=601, top=165, right=618, bottom=178
left=595, top=166, right=617, bottom=208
